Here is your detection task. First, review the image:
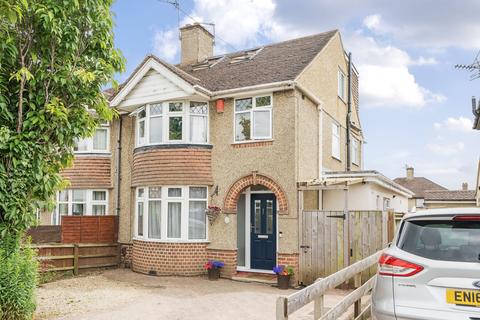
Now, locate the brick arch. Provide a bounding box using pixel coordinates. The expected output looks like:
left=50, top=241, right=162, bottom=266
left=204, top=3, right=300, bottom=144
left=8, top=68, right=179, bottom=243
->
left=223, top=173, right=288, bottom=214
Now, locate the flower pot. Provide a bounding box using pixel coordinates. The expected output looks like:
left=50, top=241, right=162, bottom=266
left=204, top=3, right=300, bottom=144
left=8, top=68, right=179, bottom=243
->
left=208, top=268, right=221, bottom=280
left=277, top=274, right=291, bottom=289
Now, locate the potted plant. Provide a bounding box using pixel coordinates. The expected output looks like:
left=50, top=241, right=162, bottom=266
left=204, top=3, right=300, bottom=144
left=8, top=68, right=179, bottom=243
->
left=273, top=265, right=294, bottom=289
left=205, top=205, right=222, bottom=225
left=204, top=260, right=225, bottom=280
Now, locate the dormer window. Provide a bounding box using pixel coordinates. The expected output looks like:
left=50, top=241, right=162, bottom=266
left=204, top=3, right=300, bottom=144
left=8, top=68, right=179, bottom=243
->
left=135, top=101, right=208, bottom=147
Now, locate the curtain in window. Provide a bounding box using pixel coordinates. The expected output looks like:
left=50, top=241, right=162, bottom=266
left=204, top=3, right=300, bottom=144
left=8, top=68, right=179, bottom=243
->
left=93, top=128, right=107, bottom=150
left=189, top=201, right=206, bottom=239
left=92, top=205, right=106, bottom=216
left=148, top=200, right=161, bottom=239
left=149, top=117, right=163, bottom=143
left=168, top=202, right=181, bottom=238
left=190, top=116, right=207, bottom=143
left=253, top=110, right=270, bottom=138
left=137, top=202, right=144, bottom=236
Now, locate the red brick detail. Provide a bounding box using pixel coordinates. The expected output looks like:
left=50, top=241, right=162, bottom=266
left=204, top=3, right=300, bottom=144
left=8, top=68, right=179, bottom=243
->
left=206, top=248, right=237, bottom=278
left=277, top=253, right=300, bottom=286
left=132, top=240, right=210, bottom=276
left=120, top=243, right=133, bottom=267
left=232, top=141, right=273, bottom=148
left=62, top=156, right=112, bottom=188
left=132, top=148, right=213, bottom=186
left=224, top=174, right=288, bottom=214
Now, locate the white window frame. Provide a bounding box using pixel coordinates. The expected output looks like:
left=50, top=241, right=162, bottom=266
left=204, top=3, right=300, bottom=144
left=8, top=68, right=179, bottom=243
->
left=135, top=101, right=209, bottom=147
left=351, top=137, right=359, bottom=165
left=331, top=122, right=341, bottom=160
left=134, top=186, right=208, bottom=242
left=74, top=122, right=110, bottom=154
left=52, top=189, right=109, bottom=225
left=338, top=68, right=346, bottom=101
left=415, top=198, right=425, bottom=208
left=233, top=94, right=273, bottom=143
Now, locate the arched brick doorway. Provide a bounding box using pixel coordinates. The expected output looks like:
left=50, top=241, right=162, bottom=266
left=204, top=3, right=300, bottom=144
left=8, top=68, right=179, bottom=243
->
left=223, top=172, right=288, bottom=214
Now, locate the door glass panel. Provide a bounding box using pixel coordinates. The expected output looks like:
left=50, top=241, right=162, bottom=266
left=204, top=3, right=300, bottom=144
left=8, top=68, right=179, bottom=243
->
left=254, top=200, right=261, bottom=234
left=266, top=200, right=273, bottom=234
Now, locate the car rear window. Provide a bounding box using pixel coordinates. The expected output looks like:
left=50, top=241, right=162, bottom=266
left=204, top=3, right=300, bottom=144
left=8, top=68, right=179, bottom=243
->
left=397, top=218, right=480, bottom=262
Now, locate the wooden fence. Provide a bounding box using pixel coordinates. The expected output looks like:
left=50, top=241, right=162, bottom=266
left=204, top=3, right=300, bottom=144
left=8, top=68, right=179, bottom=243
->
left=61, top=216, right=118, bottom=244
left=300, top=210, right=394, bottom=284
left=276, top=250, right=382, bottom=320
left=33, top=243, right=119, bottom=274
left=27, top=226, right=61, bottom=243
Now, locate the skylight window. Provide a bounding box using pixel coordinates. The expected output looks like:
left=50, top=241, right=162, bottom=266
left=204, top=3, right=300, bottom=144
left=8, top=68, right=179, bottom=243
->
left=191, top=56, right=224, bottom=71
left=229, top=47, right=263, bottom=64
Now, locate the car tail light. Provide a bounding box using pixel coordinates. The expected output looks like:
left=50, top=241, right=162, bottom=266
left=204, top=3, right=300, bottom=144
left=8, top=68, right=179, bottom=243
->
left=378, top=254, right=424, bottom=277
left=453, top=215, right=480, bottom=221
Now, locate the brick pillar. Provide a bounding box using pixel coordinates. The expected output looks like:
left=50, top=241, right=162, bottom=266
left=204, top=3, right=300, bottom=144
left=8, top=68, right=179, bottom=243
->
left=206, top=248, right=237, bottom=278
left=277, top=253, right=299, bottom=286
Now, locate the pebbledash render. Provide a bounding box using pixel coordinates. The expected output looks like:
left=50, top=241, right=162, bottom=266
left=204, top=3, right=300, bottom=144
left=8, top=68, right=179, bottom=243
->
left=45, top=23, right=366, bottom=283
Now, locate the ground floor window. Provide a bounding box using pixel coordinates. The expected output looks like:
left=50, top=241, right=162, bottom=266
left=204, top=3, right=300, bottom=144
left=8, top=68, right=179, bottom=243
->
left=52, top=189, right=108, bottom=225
left=135, top=186, right=208, bottom=241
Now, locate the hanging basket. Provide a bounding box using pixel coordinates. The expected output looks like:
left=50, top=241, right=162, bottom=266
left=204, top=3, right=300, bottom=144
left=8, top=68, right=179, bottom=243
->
left=206, top=206, right=222, bottom=225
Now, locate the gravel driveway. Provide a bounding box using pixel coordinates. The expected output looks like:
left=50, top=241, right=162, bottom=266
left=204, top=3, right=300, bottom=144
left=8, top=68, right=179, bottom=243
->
left=35, top=269, right=350, bottom=320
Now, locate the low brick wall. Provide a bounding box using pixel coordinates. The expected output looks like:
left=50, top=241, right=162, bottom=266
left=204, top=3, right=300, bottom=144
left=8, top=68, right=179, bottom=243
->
left=206, top=248, right=237, bottom=278
left=277, top=252, right=299, bottom=285
left=132, top=240, right=209, bottom=276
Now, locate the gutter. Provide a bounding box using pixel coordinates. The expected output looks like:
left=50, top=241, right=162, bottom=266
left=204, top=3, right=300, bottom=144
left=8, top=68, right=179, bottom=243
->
left=115, top=116, right=123, bottom=234
left=346, top=52, right=352, bottom=171
left=211, top=81, right=295, bottom=99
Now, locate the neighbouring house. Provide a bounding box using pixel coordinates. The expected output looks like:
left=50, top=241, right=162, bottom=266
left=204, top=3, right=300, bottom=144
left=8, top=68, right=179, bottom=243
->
left=40, top=23, right=411, bottom=283
left=394, top=166, right=477, bottom=210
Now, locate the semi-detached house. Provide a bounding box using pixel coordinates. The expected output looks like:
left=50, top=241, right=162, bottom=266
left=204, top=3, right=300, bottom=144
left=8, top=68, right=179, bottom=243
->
left=40, top=23, right=412, bottom=284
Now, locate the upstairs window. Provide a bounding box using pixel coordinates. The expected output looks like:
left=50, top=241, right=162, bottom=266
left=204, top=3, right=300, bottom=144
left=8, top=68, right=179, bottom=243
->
left=234, top=95, right=272, bottom=142
left=74, top=122, right=109, bottom=153
left=331, top=122, right=340, bottom=160
left=351, top=137, right=359, bottom=165
left=136, top=101, right=208, bottom=147
left=338, top=69, right=346, bottom=101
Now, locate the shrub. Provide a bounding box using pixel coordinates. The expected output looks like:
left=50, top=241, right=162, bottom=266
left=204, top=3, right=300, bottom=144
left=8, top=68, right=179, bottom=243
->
left=0, top=237, right=38, bottom=320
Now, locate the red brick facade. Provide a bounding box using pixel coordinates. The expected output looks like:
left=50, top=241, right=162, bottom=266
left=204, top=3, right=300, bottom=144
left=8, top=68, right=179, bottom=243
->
left=223, top=173, right=288, bottom=214
left=206, top=248, right=237, bottom=278
left=132, top=148, right=213, bottom=187
left=132, top=240, right=209, bottom=276
left=277, top=253, right=300, bottom=285
left=61, top=156, right=112, bottom=188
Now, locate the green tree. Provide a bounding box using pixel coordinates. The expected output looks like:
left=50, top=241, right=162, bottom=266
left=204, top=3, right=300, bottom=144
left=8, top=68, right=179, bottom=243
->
left=0, top=0, right=124, bottom=318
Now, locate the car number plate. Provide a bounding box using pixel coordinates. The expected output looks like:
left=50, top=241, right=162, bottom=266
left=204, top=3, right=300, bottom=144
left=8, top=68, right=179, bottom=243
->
left=446, top=288, right=480, bottom=307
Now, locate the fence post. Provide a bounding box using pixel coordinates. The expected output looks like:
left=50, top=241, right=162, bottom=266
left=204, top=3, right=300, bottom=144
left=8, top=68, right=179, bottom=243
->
left=276, top=297, right=288, bottom=320
left=353, top=273, right=362, bottom=317
left=73, top=244, right=79, bottom=276
left=313, top=295, right=324, bottom=319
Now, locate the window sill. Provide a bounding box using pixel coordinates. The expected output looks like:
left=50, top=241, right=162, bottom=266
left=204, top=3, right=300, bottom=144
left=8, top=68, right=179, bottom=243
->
left=74, top=152, right=111, bottom=156
left=133, top=237, right=210, bottom=244
left=134, top=143, right=213, bottom=153
left=232, top=140, right=273, bottom=148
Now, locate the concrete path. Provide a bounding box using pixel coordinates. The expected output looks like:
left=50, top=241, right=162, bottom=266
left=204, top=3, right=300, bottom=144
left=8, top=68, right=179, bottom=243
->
left=36, top=269, right=350, bottom=320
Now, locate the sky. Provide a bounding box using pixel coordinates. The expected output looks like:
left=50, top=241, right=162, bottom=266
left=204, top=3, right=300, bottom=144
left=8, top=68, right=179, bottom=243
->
left=111, top=0, right=480, bottom=190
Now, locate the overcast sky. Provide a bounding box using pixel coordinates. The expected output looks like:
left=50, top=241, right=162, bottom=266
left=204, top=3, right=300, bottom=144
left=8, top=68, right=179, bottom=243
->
left=112, top=0, right=480, bottom=189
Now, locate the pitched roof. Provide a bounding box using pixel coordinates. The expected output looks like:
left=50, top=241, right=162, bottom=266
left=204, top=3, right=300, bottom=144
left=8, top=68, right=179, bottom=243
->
left=424, top=190, right=476, bottom=201
left=393, top=177, right=447, bottom=198
left=177, top=30, right=338, bottom=92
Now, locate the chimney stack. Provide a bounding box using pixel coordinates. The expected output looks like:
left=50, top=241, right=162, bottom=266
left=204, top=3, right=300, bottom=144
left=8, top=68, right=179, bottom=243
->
left=180, top=23, right=214, bottom=65
left=462, top=182, right=468, bottom=191
left=406, top=166, right=414, bottom=179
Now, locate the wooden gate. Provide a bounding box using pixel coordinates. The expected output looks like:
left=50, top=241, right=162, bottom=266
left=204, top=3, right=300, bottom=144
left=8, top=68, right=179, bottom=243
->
left=300, top=210, right=394, bottom=285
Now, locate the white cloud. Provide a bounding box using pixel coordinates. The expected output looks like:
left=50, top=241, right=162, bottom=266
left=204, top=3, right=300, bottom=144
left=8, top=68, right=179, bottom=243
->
left=346, top=33, right=446, bottom=108
left=153, top=29, right=179, bottom=62
left=412, top=56, right=438, bottom=66
left=426, top=142, right=465, bottom=156
left=363, top=14, right=382, bottom=31
left=434, top=116, right=473, bottom=133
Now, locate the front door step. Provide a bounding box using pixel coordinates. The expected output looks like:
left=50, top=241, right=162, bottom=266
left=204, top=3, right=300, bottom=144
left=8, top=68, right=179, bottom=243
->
left=232, top=271, right=276, bottom=285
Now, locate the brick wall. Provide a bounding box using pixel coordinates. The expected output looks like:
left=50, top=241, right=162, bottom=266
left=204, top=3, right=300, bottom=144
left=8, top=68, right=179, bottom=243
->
left=277, top=253, right=299, bottom=285
left=132, top=148, right=213, bottom=186
left=120, top=243, right=132, bottom=267
left=132, top=240, right=209, bottom=276
left=62, top=156, right=112, bottom=188
left=206, top=248, right=237, bottom=278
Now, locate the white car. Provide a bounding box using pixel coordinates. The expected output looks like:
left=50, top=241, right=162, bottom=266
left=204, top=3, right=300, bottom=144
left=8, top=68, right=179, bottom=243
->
left=372, top=208, right=480, bottom=320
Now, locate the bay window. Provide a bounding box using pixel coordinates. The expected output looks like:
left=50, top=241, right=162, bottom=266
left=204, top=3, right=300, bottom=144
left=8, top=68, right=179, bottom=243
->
left=52, top=189, right=108, bottom=225
left=135, top=186, right=208, bottom=241
left=234, top=95, right=272, bottom=142
left=74, top=122, right=109, bottom=153
left=135, top=101, right=208, bottom=146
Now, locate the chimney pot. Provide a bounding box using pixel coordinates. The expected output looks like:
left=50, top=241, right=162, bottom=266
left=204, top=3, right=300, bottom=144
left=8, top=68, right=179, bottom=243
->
left=406, top=166, right=414, bottom=179
left=179, top=23, right=214, bottom=65
left=462, top=182, right=468, bottom=191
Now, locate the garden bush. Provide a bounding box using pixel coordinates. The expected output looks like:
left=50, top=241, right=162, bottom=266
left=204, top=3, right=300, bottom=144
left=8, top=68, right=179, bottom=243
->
left=0, top=237, right=38, bottom=320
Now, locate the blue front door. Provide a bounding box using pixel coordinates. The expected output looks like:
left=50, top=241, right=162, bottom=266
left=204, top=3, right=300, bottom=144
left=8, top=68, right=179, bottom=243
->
left=250, top=194, right=276, bottom=270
